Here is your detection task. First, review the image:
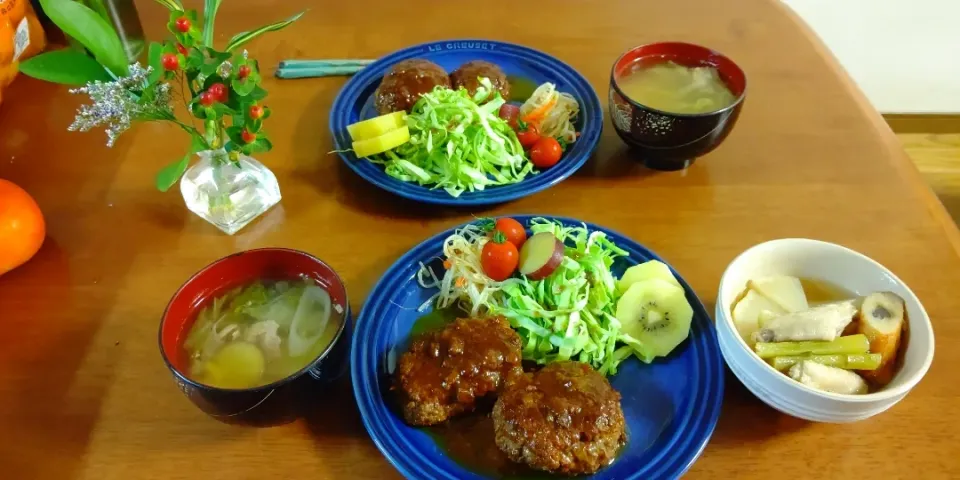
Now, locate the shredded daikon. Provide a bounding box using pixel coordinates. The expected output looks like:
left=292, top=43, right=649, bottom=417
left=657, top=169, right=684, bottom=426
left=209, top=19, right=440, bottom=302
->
left=519, top=83, right=580, bottom=144
left=416, top=224, right=519, bottom=316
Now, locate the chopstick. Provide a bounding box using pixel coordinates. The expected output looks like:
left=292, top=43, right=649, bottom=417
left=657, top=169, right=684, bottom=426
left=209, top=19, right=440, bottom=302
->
left=275, top=59, right=375, bottom=79
left=278, top=59, right=375, bottom=69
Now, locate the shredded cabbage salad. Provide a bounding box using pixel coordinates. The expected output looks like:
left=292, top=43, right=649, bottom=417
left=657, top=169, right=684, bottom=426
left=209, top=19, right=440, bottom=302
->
left=369, top=78, right=534, bottom=197
left=419, top=218, right=646, bottom=375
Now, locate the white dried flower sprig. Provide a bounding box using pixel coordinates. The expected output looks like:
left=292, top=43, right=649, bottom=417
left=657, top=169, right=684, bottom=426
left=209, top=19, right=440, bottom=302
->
left=68, top=63, right=174, bottom=147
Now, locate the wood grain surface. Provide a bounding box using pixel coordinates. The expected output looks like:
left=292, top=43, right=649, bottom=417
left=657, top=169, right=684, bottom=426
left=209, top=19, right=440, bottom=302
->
left=900, top=133, right=960, bottom=223
left=1, top=0, right=958, bottom=478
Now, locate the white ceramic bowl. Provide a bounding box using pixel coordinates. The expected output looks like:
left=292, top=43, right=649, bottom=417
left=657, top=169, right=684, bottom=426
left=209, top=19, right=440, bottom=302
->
left=716, top=238, right=935, bottom=422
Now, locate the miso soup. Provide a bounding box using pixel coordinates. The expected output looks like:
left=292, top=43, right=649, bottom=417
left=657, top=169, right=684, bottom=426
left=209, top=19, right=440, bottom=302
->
left=618, top=60, right=736, bottom=114
left=182, top=277, right=343, bottom=389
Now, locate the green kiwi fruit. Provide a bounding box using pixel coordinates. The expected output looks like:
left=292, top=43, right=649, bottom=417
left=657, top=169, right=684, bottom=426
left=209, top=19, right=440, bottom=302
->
left=618, top=260, right=682, bottom=294
left=616, top=278, right=693, bottom=358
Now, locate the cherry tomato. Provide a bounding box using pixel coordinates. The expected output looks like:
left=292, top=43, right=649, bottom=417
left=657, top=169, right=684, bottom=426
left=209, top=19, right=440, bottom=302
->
left=207, top=83, right=228, bottom=102
left=198, top=91, right=216, bottom=106
left=237, top=65, right=251, bottom=80
left=516, top=122, right=540, bottom=149
left=481, top=231, right=519, bottom=281
left=493, top=217, right=527, bottom=249
left=529, top=137, right=562, bottom=169
left=249, top=105, right=264, bottom=120
left=498, top=104, right=520, bottom=128
left=160, top=53, right=179, bottom=71
left=175, top=17, right=191, bottom=33
left=241, top=129, right=256, bottom=144
left=176, top=43, right=188, bottom=56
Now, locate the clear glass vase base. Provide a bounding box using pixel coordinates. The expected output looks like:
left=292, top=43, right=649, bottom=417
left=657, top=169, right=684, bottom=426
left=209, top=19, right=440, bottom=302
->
left=180, top=151, right=281, bottom=235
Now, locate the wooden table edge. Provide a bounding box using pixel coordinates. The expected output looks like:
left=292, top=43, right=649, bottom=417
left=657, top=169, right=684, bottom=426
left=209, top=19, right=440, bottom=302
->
left=773, top=1, right=960, bottom=258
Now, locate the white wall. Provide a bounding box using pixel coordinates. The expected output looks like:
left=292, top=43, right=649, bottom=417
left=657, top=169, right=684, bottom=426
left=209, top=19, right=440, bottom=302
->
left=783, top=0, right=960, bottom=114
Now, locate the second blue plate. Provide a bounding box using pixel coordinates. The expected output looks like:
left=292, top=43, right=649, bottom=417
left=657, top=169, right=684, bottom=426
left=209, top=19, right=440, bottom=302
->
left=351, top=215, right=724, bottom=479
left=329, top=40, right=603, bottom=206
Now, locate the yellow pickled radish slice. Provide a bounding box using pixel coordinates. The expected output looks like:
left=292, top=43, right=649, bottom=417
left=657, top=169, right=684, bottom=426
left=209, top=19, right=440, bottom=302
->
left=352, top=126, right=411, bottom=158
left=346, top=111, right=407, bottom=141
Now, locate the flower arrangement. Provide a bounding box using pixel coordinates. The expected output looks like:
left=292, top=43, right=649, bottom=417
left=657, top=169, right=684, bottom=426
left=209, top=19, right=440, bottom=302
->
left=20, top=0, right=302, bottom=191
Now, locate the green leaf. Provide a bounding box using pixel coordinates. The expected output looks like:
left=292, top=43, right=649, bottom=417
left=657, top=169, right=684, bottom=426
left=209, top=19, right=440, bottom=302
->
left=185, top=47, right=204, bottom=70
left=156, top=154, right=191, bottom=192
left=147, top=42, right=163, bottom=84
left=247, top=137, right=272, bottom=153
left=39, top=0, right=129, bottom=76
left=232, top=77, right=256, bottom=96
left=246, top=117, right=263, bottom=132
left=154, top=0, right=184, bottom=11
left=190, top=103, right=207, bottom=119
left=224, top=11, right=305, bottom=52
left=261, top=107, right=271, bottom=120
left=190, top=133, right=209, bottom=152
left=18, top=49, right=112, bottom=85
left=241, top=136, right=271, bottom=155
left=212, top=103, right=237, bottom=116
left=202, top=0, right=223, bottom=47
left=205, top=48, right=231, bottom=63
left=225, top=125, right=245, bottom=145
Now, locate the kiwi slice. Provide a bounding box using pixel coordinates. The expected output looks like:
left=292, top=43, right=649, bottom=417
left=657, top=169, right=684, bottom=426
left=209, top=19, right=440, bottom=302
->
left=617, top=260, right=682, bottom=294
left=616, top=278, right=694, bottom=358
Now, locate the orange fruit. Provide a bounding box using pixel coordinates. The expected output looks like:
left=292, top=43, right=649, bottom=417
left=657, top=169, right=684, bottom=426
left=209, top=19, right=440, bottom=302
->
left=0, top=178, right=45, bottom=275
left=0, top=0, right=28, bottom=22
left=0, top=21, right=14, bottom=65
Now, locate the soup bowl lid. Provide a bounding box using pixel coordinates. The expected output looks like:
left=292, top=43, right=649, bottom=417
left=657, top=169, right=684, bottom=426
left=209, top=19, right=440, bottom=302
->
left=158, top=248, right=350, bottom=393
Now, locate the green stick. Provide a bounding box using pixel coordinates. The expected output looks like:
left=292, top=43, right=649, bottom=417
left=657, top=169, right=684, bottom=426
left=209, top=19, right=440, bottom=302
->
left=770, top=353, right=882, bottom=371
left=754, top=334, right=869, bottom=359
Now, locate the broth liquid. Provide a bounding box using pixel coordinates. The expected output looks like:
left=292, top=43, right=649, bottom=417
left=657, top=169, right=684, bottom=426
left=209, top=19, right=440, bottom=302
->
left=798, top=277, right=853, bottom=304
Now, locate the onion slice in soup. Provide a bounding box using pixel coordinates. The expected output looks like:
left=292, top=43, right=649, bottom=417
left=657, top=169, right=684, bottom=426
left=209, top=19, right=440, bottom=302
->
left=288, top=285, right=333, bottom=357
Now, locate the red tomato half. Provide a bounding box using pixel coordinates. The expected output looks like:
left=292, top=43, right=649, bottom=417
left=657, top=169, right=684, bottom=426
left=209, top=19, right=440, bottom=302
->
left=529, top=137, right=562, bottom=168
left=481, top=232, right=519, bottom=281
left=516, top=123, right=540, bottom=149
left=494, top=217, right=527, bottom=249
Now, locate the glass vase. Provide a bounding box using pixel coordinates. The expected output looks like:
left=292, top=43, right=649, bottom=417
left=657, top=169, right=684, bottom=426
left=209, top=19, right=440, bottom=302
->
left=180, top=150, right=281, bottom=235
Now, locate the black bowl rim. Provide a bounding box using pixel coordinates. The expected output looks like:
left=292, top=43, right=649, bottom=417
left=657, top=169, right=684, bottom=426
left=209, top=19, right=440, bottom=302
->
left=608, top=41, right=748, bottom=119
left=157, top=247, right=351, bottom=394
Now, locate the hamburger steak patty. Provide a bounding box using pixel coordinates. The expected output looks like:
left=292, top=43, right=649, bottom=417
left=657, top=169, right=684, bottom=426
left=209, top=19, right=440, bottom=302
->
left=449, top=60, right=510, bottom=102
left=395, top=316, right=523, bottom=426
left=492, top=361, right=626, bottom=475
left=374, top=59, right=451, bottom=114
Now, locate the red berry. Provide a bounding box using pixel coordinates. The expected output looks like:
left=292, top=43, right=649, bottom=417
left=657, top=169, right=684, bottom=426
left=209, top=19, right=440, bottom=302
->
left=161, top=53, right=179, bottom=71
left=175, top=17, right=191, bottom=33
left=249, top=105, right=264, bottom=120
left=207, top=83, right=228, bottom=102
left=198, top=91, right=215, bottom=107
left=241, top=129, right=256, bottom=144
left=176, top=43, right=188, bottom=56
left=237, top=65, right=251, bottom=80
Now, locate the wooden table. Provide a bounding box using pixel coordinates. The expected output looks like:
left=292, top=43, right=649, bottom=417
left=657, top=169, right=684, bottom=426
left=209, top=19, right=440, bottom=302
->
left=1, top=0, right=957, bottom=478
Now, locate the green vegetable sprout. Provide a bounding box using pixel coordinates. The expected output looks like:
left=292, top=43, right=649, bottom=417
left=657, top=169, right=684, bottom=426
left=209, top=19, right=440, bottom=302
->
left=19, top=0, right=303, bottom=192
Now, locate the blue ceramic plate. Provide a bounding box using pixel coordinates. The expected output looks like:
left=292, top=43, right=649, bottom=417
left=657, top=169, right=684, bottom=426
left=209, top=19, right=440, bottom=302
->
left=351, top=216, right=724, bottom=480
left=329, top=40, right=603, bottom=206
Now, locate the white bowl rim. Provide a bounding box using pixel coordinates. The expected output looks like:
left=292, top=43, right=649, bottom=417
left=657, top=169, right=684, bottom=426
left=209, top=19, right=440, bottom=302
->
left=718, top=237, right=936, bottom=403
